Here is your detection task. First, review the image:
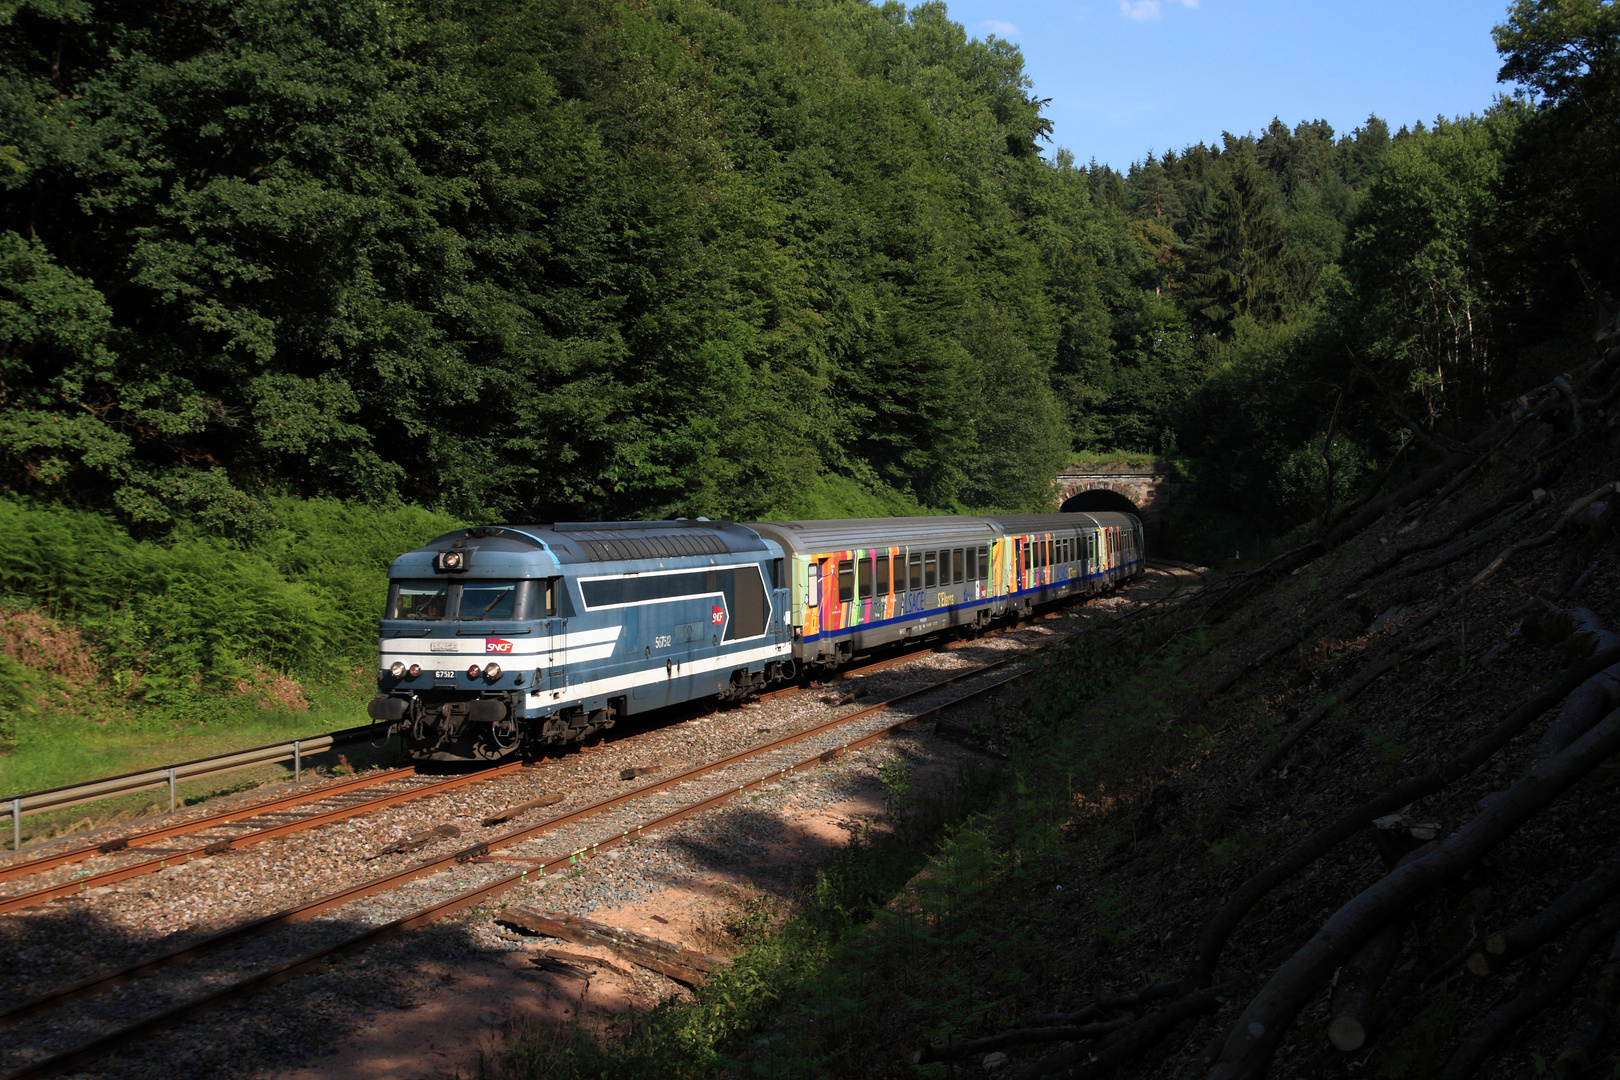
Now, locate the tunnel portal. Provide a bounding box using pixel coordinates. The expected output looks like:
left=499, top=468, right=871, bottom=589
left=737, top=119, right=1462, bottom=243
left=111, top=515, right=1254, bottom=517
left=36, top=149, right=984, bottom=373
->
left=1059, top=488, right=1142, bottom=516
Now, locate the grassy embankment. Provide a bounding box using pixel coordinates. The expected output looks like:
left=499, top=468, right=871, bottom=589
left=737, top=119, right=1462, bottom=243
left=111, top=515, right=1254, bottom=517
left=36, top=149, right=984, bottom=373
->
left=0, top=497, right=460, bottom=837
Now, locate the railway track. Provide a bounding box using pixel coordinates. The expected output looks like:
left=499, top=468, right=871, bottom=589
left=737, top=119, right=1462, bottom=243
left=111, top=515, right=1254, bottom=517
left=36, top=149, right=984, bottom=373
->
left=0, top=582, right=1199, bottom=1078
left=0, top=646, right=1035, bottom=1080
left=0, top=628, right=1027, bottom=908
left=0, top=625, right=1075, bottom=1080
left=0, top=636, right=959, bottom=890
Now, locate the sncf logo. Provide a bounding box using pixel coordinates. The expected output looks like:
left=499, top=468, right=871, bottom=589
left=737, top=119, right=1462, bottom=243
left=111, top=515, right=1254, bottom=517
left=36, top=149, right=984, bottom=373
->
left=485, top=638, right=514, bottom=654
left=710, top=606, right=725, bottom=626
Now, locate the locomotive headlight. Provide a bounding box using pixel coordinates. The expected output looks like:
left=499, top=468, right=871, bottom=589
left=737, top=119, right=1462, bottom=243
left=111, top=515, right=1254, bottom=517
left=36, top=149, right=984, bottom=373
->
left=407, top=664, right=421, bottom=678
left=467, top=664, right=483, bottom=679
left=483, top=662, right=502, bottom=680
left=389, top=661, right=406, bottom=678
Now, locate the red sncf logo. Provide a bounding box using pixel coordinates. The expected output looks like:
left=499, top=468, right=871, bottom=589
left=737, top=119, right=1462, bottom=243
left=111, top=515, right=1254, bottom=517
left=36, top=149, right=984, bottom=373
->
left=710, top=606, right=725, bottom=626
left=485, top=638, right=514, bottom=654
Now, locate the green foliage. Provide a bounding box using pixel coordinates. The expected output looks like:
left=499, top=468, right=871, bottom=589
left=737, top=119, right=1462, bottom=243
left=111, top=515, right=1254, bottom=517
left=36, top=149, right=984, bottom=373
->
left=0, top=496, right=458, bottom=721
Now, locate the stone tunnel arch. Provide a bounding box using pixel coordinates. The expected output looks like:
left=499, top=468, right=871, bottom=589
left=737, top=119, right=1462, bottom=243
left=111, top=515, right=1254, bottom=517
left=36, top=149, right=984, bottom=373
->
left=1059, top=488, right=1142, bottom=517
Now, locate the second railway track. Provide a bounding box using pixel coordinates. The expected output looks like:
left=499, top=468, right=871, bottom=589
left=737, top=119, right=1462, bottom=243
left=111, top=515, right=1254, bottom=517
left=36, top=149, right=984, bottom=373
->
left=0, top=622, right=1069, bottom=1080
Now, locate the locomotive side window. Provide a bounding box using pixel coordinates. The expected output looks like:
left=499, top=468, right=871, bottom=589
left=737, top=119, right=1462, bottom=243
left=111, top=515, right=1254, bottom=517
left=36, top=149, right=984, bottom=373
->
left=909, top=552, right=923, bottom=591
left=924, top=551, right=937, bottom=589
left=838, top=563, right=855, bottom=605
left=876, top=553, right=890, bottom=595
left=392, top=581, right=449, bottom=620
left=952, top=548, right=964, bottom=584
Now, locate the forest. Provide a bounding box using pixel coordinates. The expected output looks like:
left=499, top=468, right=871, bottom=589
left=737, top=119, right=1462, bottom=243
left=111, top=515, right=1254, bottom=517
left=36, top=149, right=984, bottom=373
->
left=2, top=4, right=1620, bottom=1078
left=2, top=0, right=1610, bottom=545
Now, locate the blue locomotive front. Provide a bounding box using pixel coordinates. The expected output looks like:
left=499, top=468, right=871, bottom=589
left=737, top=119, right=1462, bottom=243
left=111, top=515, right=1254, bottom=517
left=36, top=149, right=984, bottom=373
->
left=366, top=521, right=793, bottom=761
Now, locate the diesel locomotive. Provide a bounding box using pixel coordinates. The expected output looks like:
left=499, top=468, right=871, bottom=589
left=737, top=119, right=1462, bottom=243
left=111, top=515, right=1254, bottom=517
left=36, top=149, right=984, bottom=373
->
left=366, top=512, right=1144, bottom=760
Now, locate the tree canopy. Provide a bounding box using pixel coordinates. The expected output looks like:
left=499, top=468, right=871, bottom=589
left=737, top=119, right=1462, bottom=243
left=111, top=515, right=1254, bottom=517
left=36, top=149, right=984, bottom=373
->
left=0, top=0, right=1613, bottom=555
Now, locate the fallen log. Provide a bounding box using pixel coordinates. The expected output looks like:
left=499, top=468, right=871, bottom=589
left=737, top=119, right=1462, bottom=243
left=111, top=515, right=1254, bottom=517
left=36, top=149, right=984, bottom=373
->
left=1027, top=980, right=1182, bottom=1026
left=496, top=906, right=729, bottom=987
left=1008, top=978, right=1240, bottom=1080
left=481, top=792, right=563, bottom=827
left=1205, top=704, right=1620, bottom=1080
left=1473, top=847, right=1620, bottom=974
left=1242, top=632, right=1450, bottom=782
left=368, top=823, right=460, bottom=858
left=1182, top=642, right=1620, bottom=990
left=1550, top=928, right=1620, bottom=1079
left=1536, top=660, right=1620, bottom=761
left=914, top=1018, right=1132, bottom=1064
left=924, top=980, right=1186, bottom=1064
left=1439, top=897, right=1620, bottom=1080
left=1327, top=919, right=1405, bottom=1052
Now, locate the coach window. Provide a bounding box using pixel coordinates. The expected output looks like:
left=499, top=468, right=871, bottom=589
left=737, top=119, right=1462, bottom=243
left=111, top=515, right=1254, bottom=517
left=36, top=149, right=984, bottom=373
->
left=966, top=546, right=978, bottom=580
left=805, top=564, right=819, bottom=607
left=907, top=552, right=922, bottom=592
left=952, top=548, right=964, bottom=584
left=924, top=551, right=937, bottom=589
left=875, top=552, right=890, bottom=596
left=838, top=562, right=855, bottom=605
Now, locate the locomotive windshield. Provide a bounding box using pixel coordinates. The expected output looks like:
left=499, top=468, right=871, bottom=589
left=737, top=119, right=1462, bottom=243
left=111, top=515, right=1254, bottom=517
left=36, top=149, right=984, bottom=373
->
left=460, top=581, right=517, bottom=620
left=390, top=581, right=448, bottom=620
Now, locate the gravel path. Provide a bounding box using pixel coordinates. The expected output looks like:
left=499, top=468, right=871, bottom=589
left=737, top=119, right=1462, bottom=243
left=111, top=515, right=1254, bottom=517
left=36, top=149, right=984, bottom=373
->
left=0, top=622, right=1077, bottom=1078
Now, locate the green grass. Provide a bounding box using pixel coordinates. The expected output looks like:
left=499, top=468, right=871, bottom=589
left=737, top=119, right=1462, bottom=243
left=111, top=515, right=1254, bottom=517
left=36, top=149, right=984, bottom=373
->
left=0, top=679, right=389, bottom=845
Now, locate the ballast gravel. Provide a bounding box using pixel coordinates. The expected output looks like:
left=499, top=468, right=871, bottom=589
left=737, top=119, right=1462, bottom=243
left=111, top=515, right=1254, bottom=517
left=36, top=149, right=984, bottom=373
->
left=0, top=619, right=1092, bottom=1079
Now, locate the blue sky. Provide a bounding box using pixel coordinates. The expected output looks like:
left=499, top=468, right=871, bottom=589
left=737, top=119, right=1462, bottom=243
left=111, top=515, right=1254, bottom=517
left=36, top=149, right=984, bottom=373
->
left=943, top=0, right=1513, bottom=169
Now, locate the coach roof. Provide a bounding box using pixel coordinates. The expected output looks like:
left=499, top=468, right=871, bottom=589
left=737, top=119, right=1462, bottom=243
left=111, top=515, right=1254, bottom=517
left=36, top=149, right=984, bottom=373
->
left=748, top=516, right=1003, bottom=555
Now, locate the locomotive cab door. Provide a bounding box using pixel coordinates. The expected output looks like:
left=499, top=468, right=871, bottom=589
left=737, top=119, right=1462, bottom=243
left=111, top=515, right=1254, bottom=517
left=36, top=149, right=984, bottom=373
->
left=544, top=617, right=567, bottom=691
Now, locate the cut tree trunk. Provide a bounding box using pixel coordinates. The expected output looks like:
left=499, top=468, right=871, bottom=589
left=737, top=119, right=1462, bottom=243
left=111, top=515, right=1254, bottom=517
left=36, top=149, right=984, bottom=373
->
left=1440, top=897, right=1620, bottom=1080
left=1205, top=705, right=1620, bottom=1080
left=1182, top=644, right=1620, bottom=990
left=1008, top=979, right=1240, bottom=1080
left=1475, top=847, right=1620, bottom=973
left=1327, top=920, right=1405, bottom=1051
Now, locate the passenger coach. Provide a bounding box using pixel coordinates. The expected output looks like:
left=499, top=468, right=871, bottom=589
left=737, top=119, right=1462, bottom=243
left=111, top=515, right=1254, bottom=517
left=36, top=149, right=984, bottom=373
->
left=368, top=512, right=1142, bottom=760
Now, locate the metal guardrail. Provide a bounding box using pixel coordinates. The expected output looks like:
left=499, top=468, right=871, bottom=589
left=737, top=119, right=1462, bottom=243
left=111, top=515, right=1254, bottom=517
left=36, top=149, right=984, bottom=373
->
left=3, top=721, right=394, bottom=850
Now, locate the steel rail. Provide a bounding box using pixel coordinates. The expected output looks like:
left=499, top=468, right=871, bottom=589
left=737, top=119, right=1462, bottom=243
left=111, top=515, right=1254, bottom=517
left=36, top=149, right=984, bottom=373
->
left=1, top=722, right=395, bottom=839
left=0, top=653, right=1025, bottom=1042
left=0, top=767, right=418, bottom=886
left=0, top=660, right=1030, bottom=1080
left=0, top=763, right=524, bottom=914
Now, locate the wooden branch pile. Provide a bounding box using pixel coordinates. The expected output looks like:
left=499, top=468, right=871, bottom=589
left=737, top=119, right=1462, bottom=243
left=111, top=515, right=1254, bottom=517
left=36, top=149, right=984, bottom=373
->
left=969, top=354, right=1620, bottom=1079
